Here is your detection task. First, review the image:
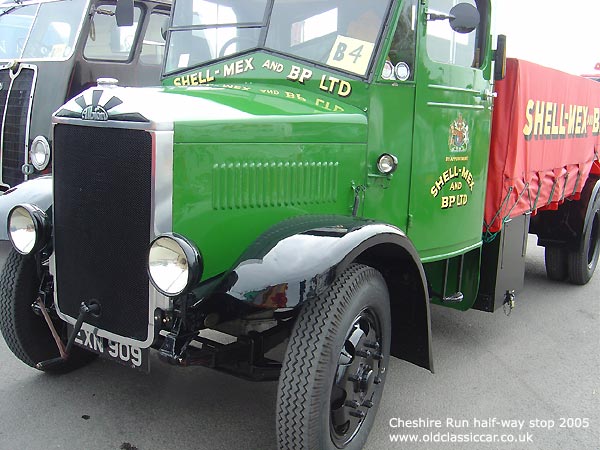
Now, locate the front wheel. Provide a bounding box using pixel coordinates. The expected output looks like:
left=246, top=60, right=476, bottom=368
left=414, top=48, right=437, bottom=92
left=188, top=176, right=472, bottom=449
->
left=276, top=264, right=391, bottom=450
left=0, top=249, right=97, bottom=373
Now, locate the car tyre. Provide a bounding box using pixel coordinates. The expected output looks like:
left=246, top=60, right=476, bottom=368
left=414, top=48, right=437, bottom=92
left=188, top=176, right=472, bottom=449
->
left=0, top=249, right=97, bottom=373
left=276, top=263, right=391, bottom=450
left=568, top=194, right=600, bottom=285
left=544, top=246, right=568, bottom=281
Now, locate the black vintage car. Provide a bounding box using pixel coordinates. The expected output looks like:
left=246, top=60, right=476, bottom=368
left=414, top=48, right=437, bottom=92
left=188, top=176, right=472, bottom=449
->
left=0, top=0, right=171, bottom=189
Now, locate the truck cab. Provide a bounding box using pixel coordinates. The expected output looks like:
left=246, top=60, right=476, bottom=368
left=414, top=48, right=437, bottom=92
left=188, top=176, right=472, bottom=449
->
left=0, top=0, right=171, bottom=188
left=157, top=0, right=494, bottom=310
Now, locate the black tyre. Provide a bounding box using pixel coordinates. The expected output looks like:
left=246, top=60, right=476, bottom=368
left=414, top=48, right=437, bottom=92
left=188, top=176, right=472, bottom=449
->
left=568, top=195, right=600, bottom=285
left=544, top=246, right=568, bottom=281
left=0, top=249, right=97, bottom=373
left=276, top=264, right=391, bottom=450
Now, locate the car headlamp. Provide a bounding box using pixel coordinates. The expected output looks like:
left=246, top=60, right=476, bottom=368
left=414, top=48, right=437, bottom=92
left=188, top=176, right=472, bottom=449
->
left=148, top=233, right=202, bottom=297
left=30, top=136, right=51, bottom=171
left=7, top=204, right=50, bottom=255
left=376, top=153, right=398, bottom=174
left=382, top=60, right=394, bottom=80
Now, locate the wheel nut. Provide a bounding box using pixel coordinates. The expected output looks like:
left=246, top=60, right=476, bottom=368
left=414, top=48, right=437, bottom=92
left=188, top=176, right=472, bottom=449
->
left=349, top=410, right=365, bottom=419
left=362, top=400, right=374, bottom=408
left=356, top=350, right=371, bottom=358
left=373, top=376, right=382, bottom=385
left=364, top=341, right=380, bottom=349
left=344, top=400, right=360, bottom=409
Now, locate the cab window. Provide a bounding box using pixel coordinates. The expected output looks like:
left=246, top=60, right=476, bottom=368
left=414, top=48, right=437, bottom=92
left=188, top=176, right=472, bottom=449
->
left=426, top=0, right=487, bottom=68
left=84, top=5, right=142, bottom=61
left=386, top=0, right=418, bottom=81
left=140, top=11, right=169, bottom=65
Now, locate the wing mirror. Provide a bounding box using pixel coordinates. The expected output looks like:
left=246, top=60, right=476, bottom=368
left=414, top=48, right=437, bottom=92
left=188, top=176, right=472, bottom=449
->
left=427, top=2, right=480, bottom=34
left=115, top=0, right=134, bottom=27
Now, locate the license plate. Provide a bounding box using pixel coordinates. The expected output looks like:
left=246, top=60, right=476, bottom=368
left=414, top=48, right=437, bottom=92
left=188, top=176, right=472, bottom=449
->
left=73, top=328, right=150, bottom=372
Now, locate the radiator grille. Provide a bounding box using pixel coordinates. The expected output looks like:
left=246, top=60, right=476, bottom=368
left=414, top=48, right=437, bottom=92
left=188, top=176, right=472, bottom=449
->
left=53, top=124, right=153, bottom=341
left=0, top=67, right=35, bottom=187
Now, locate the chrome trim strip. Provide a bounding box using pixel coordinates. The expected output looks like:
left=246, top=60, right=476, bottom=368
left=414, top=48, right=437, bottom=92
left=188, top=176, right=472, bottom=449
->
left=151, top=130, right=173, bottom=312
left=22, top=65, right=38, bottom=181
left=428, top=84, right=480, bottom=95
left=426, top=102, right=485, bottom=110
left=50, top=119, right=174, bottom=348
left=0, top=74, right=9, bottom=186
left=0, top=63, right=38, bottom=186
left=52, top=116, right=169, bottom=131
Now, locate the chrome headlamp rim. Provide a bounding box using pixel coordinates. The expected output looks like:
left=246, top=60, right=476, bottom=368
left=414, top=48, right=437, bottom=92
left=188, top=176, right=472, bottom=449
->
left=7, top=203, right=51, bottom=255
left=394, top=62, right=411, bottom=82
left=147, top=233, right=203, bottom=297
left=382, top=60, right=395, bottom=80
left=376, top=153, right=399, bottom=174
left=30, top=135, right=51, bottom=171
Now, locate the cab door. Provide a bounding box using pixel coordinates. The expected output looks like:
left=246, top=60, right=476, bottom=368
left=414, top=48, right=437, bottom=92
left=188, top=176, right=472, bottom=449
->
left=408, top=0, right=492, bottom=261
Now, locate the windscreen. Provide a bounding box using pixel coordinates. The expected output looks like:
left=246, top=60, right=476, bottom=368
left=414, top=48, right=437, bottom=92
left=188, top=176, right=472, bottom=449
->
left=165, top=0, right=391, bottom=77
left=0, top=0, right=88, bottom=60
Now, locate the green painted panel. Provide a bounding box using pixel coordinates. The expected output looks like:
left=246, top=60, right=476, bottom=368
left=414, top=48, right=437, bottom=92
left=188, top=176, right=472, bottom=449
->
left=163, top=52, right=370, bottom=111
left=408, top=1, right=492, bottom=267
left=424, top=246, right=482, bottom=311
left=362, top=82, right=417, bottom=231
left=172, top=143, right=367, bottom=280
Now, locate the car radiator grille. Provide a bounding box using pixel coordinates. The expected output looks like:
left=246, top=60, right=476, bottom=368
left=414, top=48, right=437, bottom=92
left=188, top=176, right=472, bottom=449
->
left=53, top=124, right=153, bottom=341
left=0, top=67, right=35, bottom=187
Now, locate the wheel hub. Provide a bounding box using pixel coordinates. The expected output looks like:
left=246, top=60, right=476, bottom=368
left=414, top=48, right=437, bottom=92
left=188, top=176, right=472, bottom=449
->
left=355, top=366, right=374, bottom=393
left=329, top=309, right=384, bottom=448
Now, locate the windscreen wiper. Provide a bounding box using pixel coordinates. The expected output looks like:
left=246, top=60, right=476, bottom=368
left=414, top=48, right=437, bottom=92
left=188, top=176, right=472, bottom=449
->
left=0, top=0, right=26, bottom=18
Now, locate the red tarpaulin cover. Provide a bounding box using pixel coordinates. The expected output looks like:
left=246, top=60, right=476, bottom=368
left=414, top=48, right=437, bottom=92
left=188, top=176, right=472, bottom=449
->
left=485, top=58, right=600, bottom=233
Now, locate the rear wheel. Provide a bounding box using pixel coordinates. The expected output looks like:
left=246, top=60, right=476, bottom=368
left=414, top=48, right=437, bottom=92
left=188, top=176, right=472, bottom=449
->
left=0, top=249, right=97, bottom=373
left=276, top=264, right=391, bottom=450
left=568, top=195, right=600, bottom=285
left=544, top=246, right=568, bottom=281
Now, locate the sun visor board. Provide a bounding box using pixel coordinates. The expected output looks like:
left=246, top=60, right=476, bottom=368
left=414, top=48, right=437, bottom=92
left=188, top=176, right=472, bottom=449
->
left=327, top=36, right=375, bottom=76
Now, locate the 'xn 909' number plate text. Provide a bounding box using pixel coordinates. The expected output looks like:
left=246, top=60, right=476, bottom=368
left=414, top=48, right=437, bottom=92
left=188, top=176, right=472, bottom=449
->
left=74, top=329, right=149, bottom=372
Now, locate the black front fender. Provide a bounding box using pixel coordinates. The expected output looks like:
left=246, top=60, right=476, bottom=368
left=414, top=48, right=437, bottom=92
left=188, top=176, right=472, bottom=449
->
left=210, top=216, right=419, bottom=308
left=0, top=176, right=53, bottom=241
left=200, top=215, right=432, bottom=371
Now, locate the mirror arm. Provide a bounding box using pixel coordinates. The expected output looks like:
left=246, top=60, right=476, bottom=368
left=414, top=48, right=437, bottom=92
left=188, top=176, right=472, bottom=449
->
left=426, top=11, right=455, bottom=22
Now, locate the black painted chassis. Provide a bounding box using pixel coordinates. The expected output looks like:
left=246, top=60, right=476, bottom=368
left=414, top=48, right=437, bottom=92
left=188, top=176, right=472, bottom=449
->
left=32, top=262, right=296, bottom=380
left=155, top=293, right=295, bottom=381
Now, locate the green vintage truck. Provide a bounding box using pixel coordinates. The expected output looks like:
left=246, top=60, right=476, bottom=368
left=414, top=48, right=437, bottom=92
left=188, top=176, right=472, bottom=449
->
left=0, top=1, right=599, bottom=449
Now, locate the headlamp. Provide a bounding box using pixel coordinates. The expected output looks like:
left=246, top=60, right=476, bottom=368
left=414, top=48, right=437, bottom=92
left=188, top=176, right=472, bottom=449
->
left=376, top=153, right=398, bottom=174
left=7, top=204, right=50, bottom=255
left=30, top=136, right=51, bottom=170
left=148, top=233, right=202, bottom=297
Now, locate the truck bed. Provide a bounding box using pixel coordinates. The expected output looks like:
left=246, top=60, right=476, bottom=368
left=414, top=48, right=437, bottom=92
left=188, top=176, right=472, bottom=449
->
left=485, top=58, right=600, bottom=233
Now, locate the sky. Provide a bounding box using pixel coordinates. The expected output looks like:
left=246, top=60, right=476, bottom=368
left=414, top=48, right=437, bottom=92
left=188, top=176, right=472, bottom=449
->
left=492, top=0, right=600, bottom=75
